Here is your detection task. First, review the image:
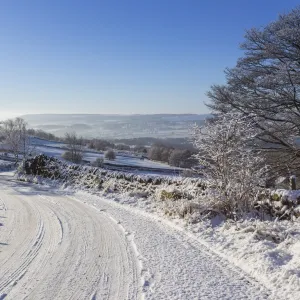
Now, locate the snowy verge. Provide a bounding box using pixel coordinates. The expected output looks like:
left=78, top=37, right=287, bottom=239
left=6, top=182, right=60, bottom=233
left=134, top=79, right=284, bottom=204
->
left=16, top=169, right=300, bottom=300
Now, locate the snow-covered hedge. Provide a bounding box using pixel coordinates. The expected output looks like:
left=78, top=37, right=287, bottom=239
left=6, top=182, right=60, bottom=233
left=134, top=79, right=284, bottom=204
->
left=21, top=154, right=206, bottom=199
left=20, top=155, right=300, bottom=221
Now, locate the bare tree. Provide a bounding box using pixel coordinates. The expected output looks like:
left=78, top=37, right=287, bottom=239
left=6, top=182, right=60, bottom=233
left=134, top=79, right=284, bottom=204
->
left=0, top=118, right=30, bottom=164
left=92, top=157, right=104, bottom=167
left=207, top=7, right=300, bottom=175
left=169, top=149, right=194, bottom=168
left=193, top=114, right=268, bottom=219
left=104, top=149, right=116, bottom=160
left=148, top=144, right=172, bottom=162
left=64, top=132, right=84, bottom=163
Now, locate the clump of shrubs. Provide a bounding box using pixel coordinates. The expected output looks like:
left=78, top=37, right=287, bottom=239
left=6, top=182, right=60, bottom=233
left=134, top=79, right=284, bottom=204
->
left=62, top=151, right=82, bottom=164
left=92, top=158, right=104, bottom=167
left=105, top=150, right=116, bottom=160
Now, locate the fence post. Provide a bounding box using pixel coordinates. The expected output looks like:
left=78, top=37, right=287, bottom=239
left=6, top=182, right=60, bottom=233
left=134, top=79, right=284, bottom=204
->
left=290, top=175, right=297, bottom=190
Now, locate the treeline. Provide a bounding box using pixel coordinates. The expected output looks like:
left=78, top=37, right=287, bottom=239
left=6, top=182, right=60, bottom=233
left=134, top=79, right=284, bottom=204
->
left=88, top=139, right=197, bottom=167
left=27, top=128, right=61, bottom=142
left=87, top=137, right=194, bottom=153
left=148, top=144, right=197, bottom=168
left=27, top=129, right=145, bottom=153
left=88, top=139, right=141, bottom=152
left=113, top=137, right=194, bottom=149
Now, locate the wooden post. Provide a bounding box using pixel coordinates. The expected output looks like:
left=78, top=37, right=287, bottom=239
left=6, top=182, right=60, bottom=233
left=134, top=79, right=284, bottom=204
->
left=290, top=175, right=296, bottom=190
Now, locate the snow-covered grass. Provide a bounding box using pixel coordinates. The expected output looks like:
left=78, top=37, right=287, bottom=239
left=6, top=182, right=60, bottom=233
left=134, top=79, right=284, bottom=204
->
left=186, top=218, right=300, bottom=299
left=30, top=136, right=67, bottom=148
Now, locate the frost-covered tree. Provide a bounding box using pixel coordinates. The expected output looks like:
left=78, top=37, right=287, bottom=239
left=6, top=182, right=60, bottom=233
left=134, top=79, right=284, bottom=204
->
left=1, top=118, right=30, bottom=164
left=64, top=132, right=83, bottom=163
left=92, top=157, right=104, bottom=167
left=193, top=114, right=268, bottom=219
left=105, top=149, right=116, bottom=160
left=62, top=151, right=82, bottom=164
left=148, top=144, right=173, bottom=163
left=169, top=149, right=194, bottom=168
left=207, top=7, right=300, bottom=175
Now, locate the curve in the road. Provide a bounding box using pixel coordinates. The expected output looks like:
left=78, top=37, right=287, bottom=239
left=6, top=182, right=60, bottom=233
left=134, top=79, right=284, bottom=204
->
left=0, top=174, right=272, bottom=300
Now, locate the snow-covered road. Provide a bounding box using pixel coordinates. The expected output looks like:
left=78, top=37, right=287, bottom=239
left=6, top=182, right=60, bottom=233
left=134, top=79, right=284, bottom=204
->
left=0, top=173, right=271, bottom=300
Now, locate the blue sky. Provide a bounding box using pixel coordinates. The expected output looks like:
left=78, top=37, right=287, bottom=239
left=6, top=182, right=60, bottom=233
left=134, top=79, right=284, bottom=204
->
left=0, top=0, right=298, bottom=118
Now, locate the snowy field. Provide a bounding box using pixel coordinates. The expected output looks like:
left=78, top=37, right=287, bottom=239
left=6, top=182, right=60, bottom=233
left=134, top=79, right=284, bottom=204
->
left=0, top=159, right=14, bottom=171
left=31, top=137, right=182, bottom=173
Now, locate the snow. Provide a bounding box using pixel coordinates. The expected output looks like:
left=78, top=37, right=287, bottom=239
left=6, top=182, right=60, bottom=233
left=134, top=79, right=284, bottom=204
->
left=186, top=219, right=300, bottom=300
left=18, top=166, right=300, bottom=300
left=33, top=145, right=66, bottom=158
left=30, top=137, right=181, bottom=172
left=30, top=137, right=67, bottom=148
left=5, top=150, right=300, bottom=299
left=0, top=173, right=269, bottom=299
left=0, top=160, right=13, bottom=167
left=80, top=192, right=300, bottom=299
left=0, top=160, right=14, bottom=171
left=74, top=192, right=270, bottom=300
left=0, top=174, right=141, bottom=299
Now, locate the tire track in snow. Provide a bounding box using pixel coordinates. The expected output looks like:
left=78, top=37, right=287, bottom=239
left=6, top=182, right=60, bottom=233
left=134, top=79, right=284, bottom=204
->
left=0, top=195, right=46, bottom=295
left=67, top=194, right=144, bottom=300
left=105, top=213, right=148, bottom=298
left=0, top=176, right=141, bottom=300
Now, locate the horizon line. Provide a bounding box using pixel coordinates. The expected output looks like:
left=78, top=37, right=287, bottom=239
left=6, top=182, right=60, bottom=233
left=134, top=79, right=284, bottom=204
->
left=21, top=113, right=210, bottom=116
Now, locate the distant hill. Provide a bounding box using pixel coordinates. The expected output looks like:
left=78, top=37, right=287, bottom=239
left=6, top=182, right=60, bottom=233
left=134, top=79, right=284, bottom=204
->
left=22, top=114, right=210, bottom=139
